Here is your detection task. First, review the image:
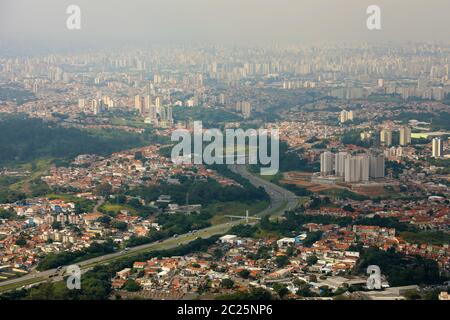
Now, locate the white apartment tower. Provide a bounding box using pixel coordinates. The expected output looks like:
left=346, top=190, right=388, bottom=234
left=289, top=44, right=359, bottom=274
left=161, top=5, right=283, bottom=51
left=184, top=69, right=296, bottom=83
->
left=432, top=138, right=443, bottom=158
left=380, top=129, right=393, bottom=146
left=335, top=152, right=348, bottom=177
left=369, top=155, right=386, bottom=179
left=320, top=151, right=335, bottom=176
left=400, top=126, right=412, bottom=146
left=344, top=154, right=370, bottom=183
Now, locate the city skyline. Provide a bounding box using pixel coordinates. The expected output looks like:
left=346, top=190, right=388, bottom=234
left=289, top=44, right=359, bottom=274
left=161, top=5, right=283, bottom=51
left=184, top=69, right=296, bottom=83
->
left=0, top=0, right=449, bottom=304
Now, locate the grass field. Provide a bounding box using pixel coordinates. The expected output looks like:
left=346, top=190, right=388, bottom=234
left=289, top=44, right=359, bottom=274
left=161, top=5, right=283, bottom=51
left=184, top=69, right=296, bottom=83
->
left=99, top=203, right=138, bottom=216
left=109, top=117, right=148, bottom=128
left=208, top=200, right=269, bottom=225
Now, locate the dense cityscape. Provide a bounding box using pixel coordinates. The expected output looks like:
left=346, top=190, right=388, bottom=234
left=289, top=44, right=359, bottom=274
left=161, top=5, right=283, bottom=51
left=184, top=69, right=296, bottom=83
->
left=0, top=1, right=449, bottom=305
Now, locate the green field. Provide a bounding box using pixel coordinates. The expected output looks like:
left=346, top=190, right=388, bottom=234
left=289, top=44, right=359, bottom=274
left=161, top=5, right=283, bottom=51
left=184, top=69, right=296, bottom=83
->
left=109, top=117, right=148, bottom=129
left=400, top=231, right=450, bottom=246
left=208, top=200, right=269, bottom=225
left=99, top=203, right=138, bottom=216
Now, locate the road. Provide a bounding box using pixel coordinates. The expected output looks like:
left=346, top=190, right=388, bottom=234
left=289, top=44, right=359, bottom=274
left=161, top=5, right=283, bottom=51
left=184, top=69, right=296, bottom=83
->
left=228, top=164, right=298, bottom=215
left=0, top=165, right=298, bottom=293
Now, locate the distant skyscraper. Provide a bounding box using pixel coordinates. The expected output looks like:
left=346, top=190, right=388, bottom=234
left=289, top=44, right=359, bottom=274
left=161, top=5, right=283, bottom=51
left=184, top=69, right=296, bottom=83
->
left=335, top=152, right=348, bottom=177
left=155, top=96, right=162, bottom=110
left=380, top=129, right=393, bottom=146
left=432, top=138, right=443, bottom=158
left=369, top=155, right=385, bottom=179
left=148, top=105, right=157, bottom=122
left=241, top=102, right=252, bottom=118
left=92, top=99, right=103, bottom=115
left=134, top=95, right=142, bottom=111
left=344, top=154, right=369, bottom=183
left=321, top=152, right=384, bottom=182
left=218, top=93, right=226, bottom=105
left=143, top=95, right=152, bottom=113
left=102, top=96, right=114, bottom=108
left=400, top=126, right=412, bottom=146
left=320, top=151, right=334, bottom=176
left=78, top=99, right=85, bottom=109
left=339, top=110, right=354, bottom=123
left=153, top=74, right=162, bottom=84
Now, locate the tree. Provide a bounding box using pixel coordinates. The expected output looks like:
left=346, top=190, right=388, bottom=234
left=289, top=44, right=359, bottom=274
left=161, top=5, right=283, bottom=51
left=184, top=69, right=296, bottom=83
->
left=134, top=151, right=144, bottom=161
left=238, top=269, right=250, bottom=279
left=306, top=255, right=318, bottom=266
left=273, top=283, right=289, bottom=299
left=303, top=231, right=323, bottom=247
left=15, top=237, right=27, bottom=246
left=123, top=280, right=141, bottom=292
left=111, top=221, right=127, bottom=231
left=275, top=255, right=289, bottom=268
left=95, top=183, right=112, bottom=197
left=96, top=216, right=111, bottom=226
left=0, top=209, right=17, bottom=220
left=221, top=279, right=234, bottom=289
left=286, top=245, right=295, bottom=257
left=213, top=248, right=224, bottom=260
left=296, top=282, right=316, bottom=297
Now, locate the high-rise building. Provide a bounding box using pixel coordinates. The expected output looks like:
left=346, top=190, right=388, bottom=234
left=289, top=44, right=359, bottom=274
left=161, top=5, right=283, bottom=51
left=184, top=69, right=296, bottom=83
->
left=155, top=96, right=161, bottom=110
left=344, top=154, right=370, bottom=183
left=78, top=99, right=85, bottom=109
left=148, top=105, right=157, bottom=122
left=143, top=95, right=152, bottom=112
left=320, top=151, right=334, bottom=176
left=380, top=129, right=393, bottom=146
left=92, top=99, right=103, bottom=115
left=235, top=101, right=252, bottom=118
left=360, top=155, right=370, bottom=182
left=153, top=74, right=162, bottom=84
left=102, top=96, right=114, bottom=108
left=134, top=95, right=142, bottom=111
left=335, top=152, right=348, bottom=177
left=369, top=155, right=385, bottom=179
left=321, top=152, right=384, bottom=182
left=241, top=102, right=252, bottom=118
left=339, top=110, right=354, bottom=123
left=400, top=126, right=412, bottom=146
left=432, top=138, right=443, bottom=158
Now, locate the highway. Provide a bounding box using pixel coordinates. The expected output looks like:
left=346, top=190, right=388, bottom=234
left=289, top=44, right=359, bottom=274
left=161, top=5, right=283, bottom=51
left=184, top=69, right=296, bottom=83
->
left=228, top=164, right=298, bottom=215
left=0, top=165, right=298, bottom=293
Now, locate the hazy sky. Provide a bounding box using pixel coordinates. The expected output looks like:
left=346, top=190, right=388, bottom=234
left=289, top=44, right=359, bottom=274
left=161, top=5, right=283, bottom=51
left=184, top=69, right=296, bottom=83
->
left=1, top=0, right=449, bottom=48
